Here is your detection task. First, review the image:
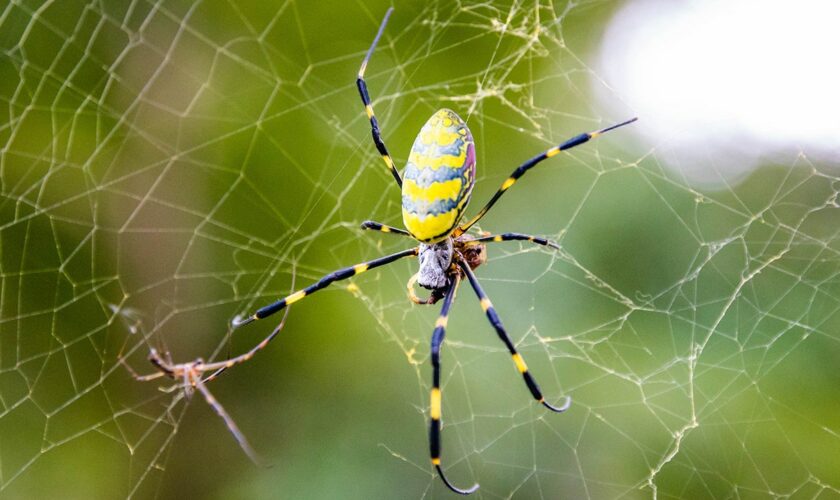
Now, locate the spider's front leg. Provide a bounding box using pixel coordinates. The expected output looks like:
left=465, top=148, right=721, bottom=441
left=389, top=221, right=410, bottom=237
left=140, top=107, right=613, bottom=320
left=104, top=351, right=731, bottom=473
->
left=428, top=273, right=479, bottom=495
left=457, top=258, right=571, bottom=413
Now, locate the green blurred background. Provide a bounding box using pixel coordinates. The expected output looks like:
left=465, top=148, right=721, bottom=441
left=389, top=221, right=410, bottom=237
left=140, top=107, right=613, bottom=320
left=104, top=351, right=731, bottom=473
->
left=1, top=0, right=839, bottom=498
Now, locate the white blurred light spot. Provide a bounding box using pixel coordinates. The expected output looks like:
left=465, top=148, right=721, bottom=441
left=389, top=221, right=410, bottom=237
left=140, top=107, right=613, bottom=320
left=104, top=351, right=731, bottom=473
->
left=597, top=0, right=840, bottom=186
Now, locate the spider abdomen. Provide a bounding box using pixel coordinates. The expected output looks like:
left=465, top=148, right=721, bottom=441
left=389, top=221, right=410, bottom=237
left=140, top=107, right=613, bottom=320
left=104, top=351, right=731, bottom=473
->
left=402, top=109, right=475, bottom=243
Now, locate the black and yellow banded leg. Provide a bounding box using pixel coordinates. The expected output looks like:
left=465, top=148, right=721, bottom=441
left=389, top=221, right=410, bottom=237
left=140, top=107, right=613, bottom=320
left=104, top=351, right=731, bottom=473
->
left=458, top=260, right=571, bottom=413
left=234, top=247, right=418, bottom=328
left=201, top=308, right=292, bottom=385
left=360, top=220, right=410, bottom=237
left=467, top=232, right=560, bottom=250
left=357, top=7, right=402, bottom=188
left=429, top=273, right=478, bottom=495
left=458, top=117, right=638, bottom=234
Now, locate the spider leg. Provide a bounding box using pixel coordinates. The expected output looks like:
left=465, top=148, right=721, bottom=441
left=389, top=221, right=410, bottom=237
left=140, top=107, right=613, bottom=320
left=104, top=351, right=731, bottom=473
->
left=407, top=273, right=445, bottom=305
left=193, top=378, right=265, bottom=466
left=465, top=232, right=560, bottom=250
left=360, top=220, right=410, bottom=237
left=458, top=259, right=571, bottom=413
left=121, top=358, right=166, bottom=382
left=357, top=7, right=402, bottom=188
left=235, top=247, right=418, bottom=327
left=457, top=117, right=637, bottom=234
left=200, top=307, right=292, bottom=384
left=137, top=350, right=266, bottom=464
left=428, top=273, right=479, bottom=495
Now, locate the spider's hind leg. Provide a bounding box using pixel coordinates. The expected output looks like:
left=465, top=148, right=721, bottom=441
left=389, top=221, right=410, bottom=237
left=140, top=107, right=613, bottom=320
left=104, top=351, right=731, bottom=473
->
left=357, top=7, right=402, bottom=188
left=457, top=117, right=638, bottom=234
left=360, top=220, right=410, bottom=237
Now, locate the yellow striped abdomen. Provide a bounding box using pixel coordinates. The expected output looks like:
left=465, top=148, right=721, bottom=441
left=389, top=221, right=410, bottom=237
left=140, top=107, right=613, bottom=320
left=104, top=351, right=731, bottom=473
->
left=402, top=109, right=475, bottom=243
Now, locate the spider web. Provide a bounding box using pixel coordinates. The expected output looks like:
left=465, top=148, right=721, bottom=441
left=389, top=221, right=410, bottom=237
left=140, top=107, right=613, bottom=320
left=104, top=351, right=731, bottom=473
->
left=2, top=0, right=839, bottom=498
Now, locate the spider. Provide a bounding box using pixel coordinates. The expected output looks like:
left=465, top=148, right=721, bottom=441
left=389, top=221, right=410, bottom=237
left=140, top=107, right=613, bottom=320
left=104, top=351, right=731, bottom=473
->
left=134, top=7, right=636, bottom=495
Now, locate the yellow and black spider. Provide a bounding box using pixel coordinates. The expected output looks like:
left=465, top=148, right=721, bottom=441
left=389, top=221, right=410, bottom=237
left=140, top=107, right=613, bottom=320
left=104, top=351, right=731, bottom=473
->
left=135, top=8, right=636, bottom=495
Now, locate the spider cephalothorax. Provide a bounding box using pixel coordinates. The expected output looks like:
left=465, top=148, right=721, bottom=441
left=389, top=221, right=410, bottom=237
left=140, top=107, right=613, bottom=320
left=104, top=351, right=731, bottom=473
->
left=410, top=234, right=487, bottom=305
left=134, top=7, right=636, bottom=496
left=416, top=235, right=486, bottom=289
left=417, top=239, right=453, bottom=290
